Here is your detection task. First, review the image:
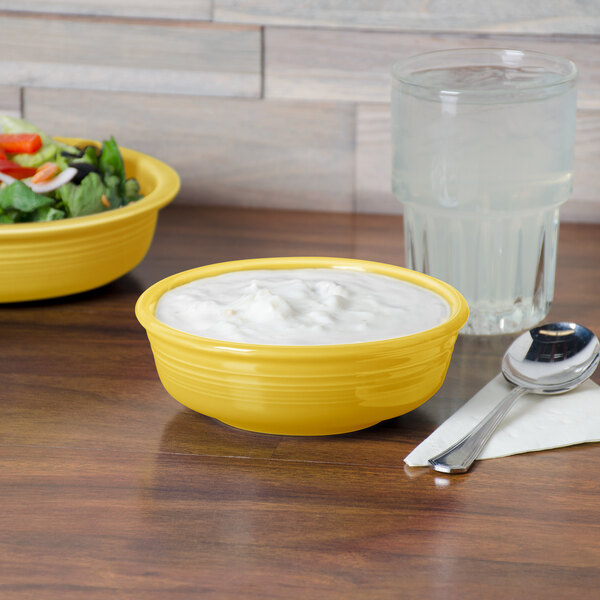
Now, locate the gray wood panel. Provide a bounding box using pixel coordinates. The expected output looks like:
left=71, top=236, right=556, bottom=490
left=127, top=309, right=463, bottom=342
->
left=0, top=1, right=210, bottom=19
left=0, top=86, right=21, bottom=119
left=266, top=28, right=600, bottom=108
left=0, top=16, right=260, bottom=98
left=356, top=104, right=600, bottom=222
left=572, top=109, right=600, bottom=208
left=23, top=88, right=355, bottom=212
left=355, top=105, right=399, bottom=216
left=215, top=0, right=600, bottom=34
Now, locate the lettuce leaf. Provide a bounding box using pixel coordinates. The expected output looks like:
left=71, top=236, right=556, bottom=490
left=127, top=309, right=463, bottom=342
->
left=0, top=180, right=54, bottom=212
left=32, top=206, right=66, bottom=221
left=124, top=178, right=142, bottom=203
left=55, top=172, right=108, bottom=217
left=98, top=137, right=125, bottom=197
left=78, top=146, right=100, bottom=167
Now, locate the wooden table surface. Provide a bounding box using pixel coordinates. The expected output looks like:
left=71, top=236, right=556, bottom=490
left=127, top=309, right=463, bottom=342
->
left=2, top=205, right=600, bottom=599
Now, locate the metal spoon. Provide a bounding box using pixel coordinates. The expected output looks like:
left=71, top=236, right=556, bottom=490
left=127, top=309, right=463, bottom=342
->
left=428, top=322, right=600, bottom=474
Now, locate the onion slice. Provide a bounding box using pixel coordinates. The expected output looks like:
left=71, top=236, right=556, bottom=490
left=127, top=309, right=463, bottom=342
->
left=29, top=167, right=78, bottom=193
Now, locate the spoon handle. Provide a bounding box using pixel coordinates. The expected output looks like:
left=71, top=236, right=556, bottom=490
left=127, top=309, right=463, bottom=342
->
left=428, top=386, right=527, bottom=473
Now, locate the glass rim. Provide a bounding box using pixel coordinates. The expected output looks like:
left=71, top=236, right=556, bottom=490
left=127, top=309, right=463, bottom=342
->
left=391, top=48, right=578, bottom=95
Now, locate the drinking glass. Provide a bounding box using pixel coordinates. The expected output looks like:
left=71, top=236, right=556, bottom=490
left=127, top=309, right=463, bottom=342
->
left=391, top=49, right=578, bottom=335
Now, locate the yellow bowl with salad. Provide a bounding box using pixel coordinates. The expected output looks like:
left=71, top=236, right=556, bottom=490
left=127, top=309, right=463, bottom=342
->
left=0, top=117, right=179, bottom=302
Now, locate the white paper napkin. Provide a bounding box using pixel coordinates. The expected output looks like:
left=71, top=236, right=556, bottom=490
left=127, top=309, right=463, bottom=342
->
left=404, top=374, right=600, bottom=467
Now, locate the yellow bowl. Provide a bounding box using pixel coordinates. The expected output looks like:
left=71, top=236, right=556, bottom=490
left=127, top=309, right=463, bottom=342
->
left=0, top=137, right=180, bottom=302
left=136, top=257, right=468, bottom=436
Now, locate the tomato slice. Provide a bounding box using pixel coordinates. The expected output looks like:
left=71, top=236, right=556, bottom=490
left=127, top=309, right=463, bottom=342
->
left=0, top=147, right=6, bottom=160
left=0, top=133, right=43, bottom=154
left=0, top=159, right=37, bottom=179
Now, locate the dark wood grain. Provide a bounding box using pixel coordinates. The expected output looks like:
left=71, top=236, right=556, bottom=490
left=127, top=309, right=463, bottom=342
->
left=1, top=204, right=600, bottom=599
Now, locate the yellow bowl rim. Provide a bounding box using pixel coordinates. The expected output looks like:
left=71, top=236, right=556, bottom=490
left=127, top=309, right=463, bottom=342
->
left=135, top=256, right=469, bottom=354
left=0, top=137, right=180, bottom=237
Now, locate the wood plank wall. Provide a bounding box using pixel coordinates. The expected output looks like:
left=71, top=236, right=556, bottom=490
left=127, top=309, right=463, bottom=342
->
left=0, top=3, right=599, bottom=220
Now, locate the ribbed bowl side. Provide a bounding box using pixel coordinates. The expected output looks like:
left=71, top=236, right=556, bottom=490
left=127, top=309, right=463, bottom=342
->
left=0, top=211, right=157, bottom=302
left=147, top=329, right=459, bottom=435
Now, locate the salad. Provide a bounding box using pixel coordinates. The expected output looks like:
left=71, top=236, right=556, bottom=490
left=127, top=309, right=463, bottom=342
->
left=0, top=116, right=142, bottom=223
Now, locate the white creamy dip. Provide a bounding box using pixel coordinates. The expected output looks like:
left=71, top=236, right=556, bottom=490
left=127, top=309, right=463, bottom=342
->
left=155, top=268, right=450, bottom=345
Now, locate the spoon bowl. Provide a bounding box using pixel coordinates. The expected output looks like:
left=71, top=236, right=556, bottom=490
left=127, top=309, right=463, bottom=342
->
left=429, top=322, right=600, bottom=473
left=502, top=322, right=600, bottom=393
